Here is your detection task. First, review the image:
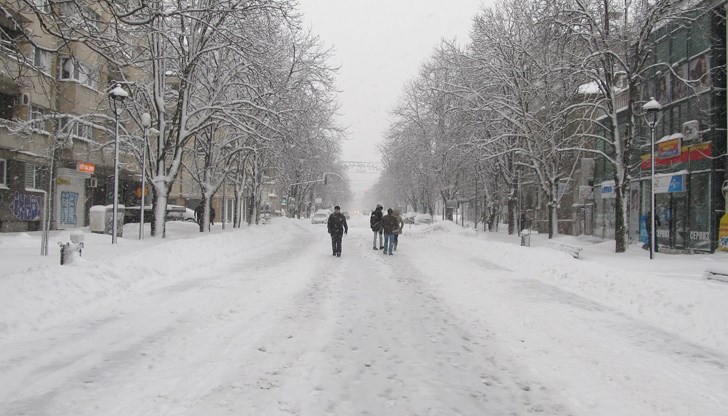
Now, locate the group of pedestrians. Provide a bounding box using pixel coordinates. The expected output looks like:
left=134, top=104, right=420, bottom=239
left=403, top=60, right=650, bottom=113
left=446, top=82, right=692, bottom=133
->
left=324, top=204, right=405, bottom=257
left=369, top=204, right=404, bottom=255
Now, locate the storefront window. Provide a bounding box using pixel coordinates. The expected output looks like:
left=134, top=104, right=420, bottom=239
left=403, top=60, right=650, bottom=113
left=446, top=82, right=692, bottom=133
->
left=688, top=14, right=711, bottom=57
left=688, top=173, right=711, bottom=251
left=670, top=30, right=687, bottom=64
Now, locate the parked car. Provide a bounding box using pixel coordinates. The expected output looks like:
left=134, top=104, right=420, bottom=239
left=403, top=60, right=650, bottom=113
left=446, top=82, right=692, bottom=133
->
left=166, top=205, right=197, bottom=222
left=342, top=211, right=351, bottom=220
left=414, top=213, right=434, bottom=225
left=403, top=212, right=416, bottom=224
left=311, top=211, right=329, bottom=224
left=123, top=204, right=196, bottom=223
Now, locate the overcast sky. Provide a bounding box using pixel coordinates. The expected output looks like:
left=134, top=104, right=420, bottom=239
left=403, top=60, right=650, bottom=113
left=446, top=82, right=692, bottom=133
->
left=297, top=0, right=488, bottom=164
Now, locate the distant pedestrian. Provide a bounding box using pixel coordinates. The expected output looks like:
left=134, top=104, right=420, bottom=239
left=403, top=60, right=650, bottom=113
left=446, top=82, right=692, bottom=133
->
left=327, top=205, right=348, bottom=257
left=195, top=203, right=204, bottom=226
left=210, top=207, right=216, bottom=225
left=370, top=204, right=384, bottom=250
left=393, top=208, right=404, bottom=251
left=381, top=208, right=399, bottom=255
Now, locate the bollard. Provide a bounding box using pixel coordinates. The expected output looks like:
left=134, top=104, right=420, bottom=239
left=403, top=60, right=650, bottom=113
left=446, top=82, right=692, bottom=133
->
left=59, top=231, right=85, bottom=265
left=520, top=230, right=531, bottom=247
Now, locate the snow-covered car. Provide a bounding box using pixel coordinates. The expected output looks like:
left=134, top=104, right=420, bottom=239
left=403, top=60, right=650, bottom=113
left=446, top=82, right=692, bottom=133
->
left=311, top=212, right=329, bottom=224
left=414, top=213, right=433, bottom=225
left=166, top=205, right=196, bottom=222
left=403, top=212, right=417, bottom=224
left=342, top=211, right=351, bottom=220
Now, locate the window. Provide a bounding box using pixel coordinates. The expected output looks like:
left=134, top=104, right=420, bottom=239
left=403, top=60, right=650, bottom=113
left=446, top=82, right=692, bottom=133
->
left=688, top=14, right=711, bottom=57
left=670, top=30, right=687, bottom=64
left=33, top=0, right=51, bottom=13
left=0, top=159, right=6, bottom=187
left=59, top=117, right=92, bottom=140
left=30, top=105, right=51, bottom=133
left=60, top=58, right=98, bottom=89
left=0, top=92, right=14, bottom=120
left=32, top=47, right=52, bottom=74
left=61, top=4, right=101, bottom=32
left=24, top=163, right=43, bottom=190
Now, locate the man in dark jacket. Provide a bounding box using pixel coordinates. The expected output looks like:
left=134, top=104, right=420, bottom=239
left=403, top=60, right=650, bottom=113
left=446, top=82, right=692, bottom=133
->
left=328, top=206, right=348, bottom=257
left=381, top=208, right=399, bottom=255
left=370, top=204, right=384, bottom=250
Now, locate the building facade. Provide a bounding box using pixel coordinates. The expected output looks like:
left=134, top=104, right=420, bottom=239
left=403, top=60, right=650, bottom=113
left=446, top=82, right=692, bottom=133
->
left=591, top=2, right=727, bottom=252
left=0, top=2, right=143, bottom=233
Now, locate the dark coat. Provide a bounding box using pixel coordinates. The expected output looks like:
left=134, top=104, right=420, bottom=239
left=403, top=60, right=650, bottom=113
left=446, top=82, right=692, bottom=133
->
left=382, top=214, right=399, bottom=234
left=370, top=208, right=383, bottom=231
left=328, top=212, right=348, bottom=235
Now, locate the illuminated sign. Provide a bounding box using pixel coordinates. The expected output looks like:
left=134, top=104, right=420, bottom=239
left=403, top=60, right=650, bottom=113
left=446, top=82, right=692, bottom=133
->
left=657, top=138, right=681, bottom=159
left=77, top=161, right=95, bottom=173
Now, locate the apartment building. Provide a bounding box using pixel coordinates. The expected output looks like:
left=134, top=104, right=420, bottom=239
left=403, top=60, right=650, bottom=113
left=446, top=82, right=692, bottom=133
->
left=0, top=2, right=142, bottom=233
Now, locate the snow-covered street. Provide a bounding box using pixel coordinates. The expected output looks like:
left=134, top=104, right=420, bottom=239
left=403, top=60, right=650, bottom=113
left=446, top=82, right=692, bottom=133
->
left=1, top=216, right=728, bottom=415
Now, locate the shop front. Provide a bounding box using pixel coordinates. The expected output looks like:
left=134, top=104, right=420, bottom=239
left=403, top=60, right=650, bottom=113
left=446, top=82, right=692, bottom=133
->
left=638, top=142, right=715, bottom=252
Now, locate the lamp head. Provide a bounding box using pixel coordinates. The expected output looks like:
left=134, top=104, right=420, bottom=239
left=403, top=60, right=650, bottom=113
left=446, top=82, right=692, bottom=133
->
left=141, top=112, right=151, bottom=128
left=109, top=84, right=129, bottom=101
left=642, top=97, right=662, bottom=126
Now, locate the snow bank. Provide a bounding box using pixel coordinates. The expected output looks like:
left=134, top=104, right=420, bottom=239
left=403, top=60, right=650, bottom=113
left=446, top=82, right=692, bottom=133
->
left=0, top=219, right=307, bottom=341
left=409, top=220, right=728, bottom=351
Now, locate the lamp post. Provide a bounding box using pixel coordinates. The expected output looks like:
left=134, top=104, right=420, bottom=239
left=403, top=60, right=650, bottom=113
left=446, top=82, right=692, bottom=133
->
left=109, top=84, right=128, bottom=244
left=643, top=97, right=662, bottom=260
left=139, top=112, right=151, bottom=239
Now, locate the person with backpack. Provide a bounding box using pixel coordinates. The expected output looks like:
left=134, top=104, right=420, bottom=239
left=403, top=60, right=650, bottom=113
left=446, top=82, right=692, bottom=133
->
left=370, top=204, right=384, bottom=250
left=327, top=206, right=348, bottom=257
left=392, top=208, right=404, bottom=251
left=381, top=208, right=400, bottom=255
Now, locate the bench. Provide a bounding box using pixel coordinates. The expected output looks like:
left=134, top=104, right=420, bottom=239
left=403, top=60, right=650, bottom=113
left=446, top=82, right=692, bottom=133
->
left=704, top=265, right=728, bottom=283
left=546, top=241, right=583, bottom=259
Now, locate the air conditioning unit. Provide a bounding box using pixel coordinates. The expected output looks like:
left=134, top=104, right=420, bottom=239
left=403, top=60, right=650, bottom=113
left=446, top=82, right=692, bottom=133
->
left=16, top=93, right=30, bottom=107
left=87, top=177, right=98, bottom=188
left=682, top=120, right=699, bottom=141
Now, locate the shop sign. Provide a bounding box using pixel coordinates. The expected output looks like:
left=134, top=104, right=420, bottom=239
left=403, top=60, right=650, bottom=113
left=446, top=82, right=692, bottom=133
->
left=719, top=214, right=728, bottom=251
left=640, top=142, right=711, bottom=170
left=689, top=231, right=710, bottom=241
left=657, top=138, right=682, bottom=159
left=77, top=161, right=95, bottom=173
left=600, top=181, right=616, bottom=199
left=654, top=172, right=686, bottom=194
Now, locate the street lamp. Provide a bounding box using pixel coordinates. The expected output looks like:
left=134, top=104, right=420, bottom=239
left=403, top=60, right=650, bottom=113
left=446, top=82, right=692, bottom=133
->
left=642, top=97, right=662, bottom=260
left=139, top=112, right=151, bottom=240
left=108, top=84, right=128, bottom=244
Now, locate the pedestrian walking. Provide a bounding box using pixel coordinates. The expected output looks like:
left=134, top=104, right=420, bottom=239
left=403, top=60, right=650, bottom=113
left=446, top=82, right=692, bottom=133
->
left=195, top=203, right=204, bottom=227
left=393, top=208, right=404, bottom=251
left=370, top=204, right=384, bottom=250
left=327, top=205, right=348, bottom=257
left=210, top=207, right=216, bottom=225
left=381, top=208, right=399, bottom=255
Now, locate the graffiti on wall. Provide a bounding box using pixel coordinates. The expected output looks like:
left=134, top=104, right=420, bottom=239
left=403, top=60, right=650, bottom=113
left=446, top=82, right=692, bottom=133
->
left=9, top=192, right=43, bottom=221
left=60, top=191, right=79, bottom=225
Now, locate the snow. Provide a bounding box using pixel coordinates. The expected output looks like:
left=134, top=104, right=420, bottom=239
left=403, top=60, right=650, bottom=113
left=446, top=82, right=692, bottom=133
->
left=1, top=217, right=727, bottom=415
